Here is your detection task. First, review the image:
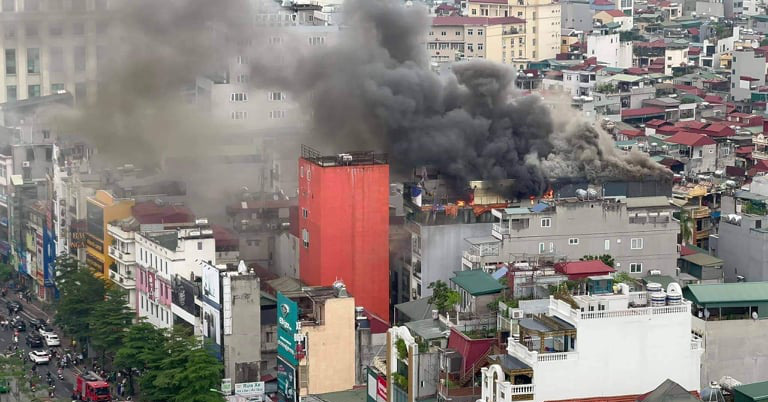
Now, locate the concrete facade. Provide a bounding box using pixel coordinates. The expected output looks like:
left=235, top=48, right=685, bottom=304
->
left=466, top=197, right=679, bottom=277
left=586, top=32, right=633, bottom=68
left=408, top=222, right=493, bottom=300
left=223, top=273, right=263, bottom=383
left=560, top=0, right=592, bottom=31
left=716, top=214, right=768, bottom=282
left=693, top=316, right=768, bottom=387
left=730, top=49, right=767, bottom=101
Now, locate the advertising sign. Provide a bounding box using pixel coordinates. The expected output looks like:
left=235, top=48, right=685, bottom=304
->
left=234, top=382, right=265, bottom=396
left=277, top=292, right=299, bottom=366
left=221, top=378, right=232, bottom=395
left=277, top=357, right=297, bottom=402
left=377, top=376, right=387, bottom=402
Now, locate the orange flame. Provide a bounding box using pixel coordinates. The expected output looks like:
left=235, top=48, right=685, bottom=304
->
left=457, top=200, right=466, bottom=207
left=543, top=188, right=554, bottom=199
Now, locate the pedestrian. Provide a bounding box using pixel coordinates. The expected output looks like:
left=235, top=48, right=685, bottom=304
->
left=117, top=382, right=122, bottom=397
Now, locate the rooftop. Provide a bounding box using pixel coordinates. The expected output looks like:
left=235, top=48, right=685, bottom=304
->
left=680, top=253, right=723, bottom=267
left=555, top=260, right=616, bottom=276
left=132, top=201, right=194, bottom=225
left=300, top=144, right=387, bottom=167
left=432, top=16, right=526, bottom=25
left=143, top=231, right=178, bottom=251
left=450, top=270, right=504, bottom=296
left=685, top=282, right=768, bottom=305
left=664, top=131, right=716, bottom=147
left=733, top=381, right=768, bottom=401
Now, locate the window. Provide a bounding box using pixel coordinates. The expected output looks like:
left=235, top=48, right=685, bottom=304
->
left=25, top=23, right=38, bottom=38
left=6, top=85, right=16, bottom=102
left=27, top=84, right=40, bottom=97
left=629, top=263, right=643, bottom=273
left=75, top=82, right=86, bottom=101
left=197, top=241, right=202, bottom=250
left=74, top=46, right=86, bottom=72
left=468, top=29, right=473, bottom=35
left=471, top=8, right=477, bottom=14
left=308, top=36, right=325, bottom=46
left=540, top=218, right=551, bottom=228
left=71, top=0, right=85, bottom=11
left=478, top=43, right=484, bottom=51
left=549, top=242, right=554, bottom=252
left=630, top=238, right=643, bottom=249
left=268, top=36, right=283, bottom=45
left=230, top=92, right=248, bottom=102
left=2, top=0, right=14, bottom=12
left=307, top=169, right=311, bottom=181
left=604, top=239, right=610, bottom=251
left=269, top=91, right=284, bottom=101
left=5, top=49, right=16, bottom=75
left=231, top=111, right=247, bottom=120
left=538, top=242, right=545, bottom=253
left=236, top=74, right=248, bottom=83
left=50, top=47, right=63, bottom=72
left=26, top=48, right=39, bottom=73
left=302, top=208, right=308, bottom=218
left=4, top=25, right=15, bottom=40
left=568, top=238, right=579, bottom=245
left=455, top=31, right=460, bottom=35
left=94, top=0, right=107, bottom=10
left=48, top=0, right=62, bottom=10
left=49, top=22, right=62, bottom=36
left=72, top=22, right=84, bottom=36
left=302, top=228, right=310, bottom=248
left=26, top=148, right=34, bottom=160
left=269, top=110, right=286, bottom=119
left=45, top=147, right=51, bottom=161
left=237, top=55, right=247, bottom=64
left=441, top=31, right=446, bottom=36
left=477, top=29, right=484, bottom=35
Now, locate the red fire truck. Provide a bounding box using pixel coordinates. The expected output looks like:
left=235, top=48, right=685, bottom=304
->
left=72, top=371, right=111, bottom=402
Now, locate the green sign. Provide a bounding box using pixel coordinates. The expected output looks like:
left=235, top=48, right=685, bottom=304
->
left=277, top=292, right=299, bottom=366
left=221, top=378, right=232, bottom=395
left=277, top=357, right=297, bottom=402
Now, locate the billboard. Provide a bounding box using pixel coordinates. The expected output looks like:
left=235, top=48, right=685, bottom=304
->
left=277, top=292, right=299, bottom=366
left=277, top=357, right=297, bottom=402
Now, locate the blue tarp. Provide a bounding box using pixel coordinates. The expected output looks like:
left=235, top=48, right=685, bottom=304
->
left=531, top=203, right=549, bottom=213
left=492, top=266, right=509, bottom=280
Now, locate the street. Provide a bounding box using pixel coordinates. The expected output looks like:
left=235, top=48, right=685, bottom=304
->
left=0, top=291, right=81, bottom=401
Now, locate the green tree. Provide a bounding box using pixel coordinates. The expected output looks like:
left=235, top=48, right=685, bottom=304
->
left=581, top=254, right=615, bottom=267
left=140, top=327, right=224, bottom=402
left=54, top=256, right=107, bottom=344
left=427, top=280, right=460, bottom=315
left=0, top=263, right=14, bottom=283
left=679, top=209, right=693, bottom=245
left=613, top=272, right=634, bottom=283
left=89, top=287, right=135, bottom=365
left=115, top=322, right=167, bottom=396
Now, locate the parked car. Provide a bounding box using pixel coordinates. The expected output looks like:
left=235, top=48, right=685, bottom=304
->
left=12, top=320, right=25, bottom=332
left=43, top=334, right=60, bottom=347
left=28, top=350, right=50, bottom=365
left=38, top=326, right=55, bottom=337
left=5, top=301, right=21, bottom=313
left=25, top=333, right=43, bottom=348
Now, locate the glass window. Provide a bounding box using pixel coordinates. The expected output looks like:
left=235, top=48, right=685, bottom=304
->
left=27, top=48, right=39, bottom=73
left=630, top=263, right=643, bottom=273
left=49, top=47, right=63, bottom=72
left=27, top=84, right=40, bottom=97
left=5, top=49, right=16, bottom=75
left=74, top=46, right=86, bottom=72
left=72, top=21, right=84, bottom=35
left=630, top=238, right=643, bottom=250
left=75, top=82, right=86, bottom=102
left=48, top=22, right=62, bottom=36
left=25, top=23, right=38, bottom=38
left=568, top=238, right=579, bottom=245
left=540, top=217, right=551, bottom=228
left=71, top=0, right=85, bottom=11
left=6, top=85, right=16, bottom=102
left=2, top=0, right=15, bottom=12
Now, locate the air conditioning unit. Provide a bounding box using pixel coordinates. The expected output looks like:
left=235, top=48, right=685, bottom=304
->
left=510, top=308, right=524, bottom=319
left=649, top=269, right=662, bottom=276
left=22, top=161, right=30, bottom=168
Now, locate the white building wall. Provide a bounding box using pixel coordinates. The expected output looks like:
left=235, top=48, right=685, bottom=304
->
left=587, top=33, right=632, bottom=68
left=665, top=48, right=689, bottom=75
left=509, top=299, right=702, bottom=402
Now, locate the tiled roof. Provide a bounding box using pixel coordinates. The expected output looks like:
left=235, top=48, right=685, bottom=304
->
left=450, top=270, right=504, bottom=296
left=603, top=9, right=626, bottom=16
left=555, top=260, right=616, bottom=276
left=685, top=282, right=768, bottom=305
left=664, top=131, right=716, bottom=147
left=132, top=201, right=194, bottom=225
left=621, top=107, right=665, bottom=118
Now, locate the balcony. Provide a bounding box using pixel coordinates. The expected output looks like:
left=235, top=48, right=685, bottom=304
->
left=109, top=270, right=136, bottom=289
left=108, top=245, right=134, bottom=263
left=492, top=223, right=510, bottom=239
left=506, top=339, right=579, bottom=367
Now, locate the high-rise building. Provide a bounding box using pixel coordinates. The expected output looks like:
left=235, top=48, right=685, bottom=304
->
left=84, top=190, right=134, bottom=279
left=297, top=145, right=390, bottom=320
left=0, top=0, right=112, bottom=104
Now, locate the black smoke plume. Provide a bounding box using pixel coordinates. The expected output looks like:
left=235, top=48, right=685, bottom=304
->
left=251, top=0, right=670, bottom=197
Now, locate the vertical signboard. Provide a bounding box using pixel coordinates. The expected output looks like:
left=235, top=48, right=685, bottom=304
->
left=277, top=357, right=297, bottom=402
left=277, top=292, right=299, bottom=366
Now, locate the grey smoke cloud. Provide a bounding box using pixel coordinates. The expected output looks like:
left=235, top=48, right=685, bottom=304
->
left=251, top=0, right=670, bottom=197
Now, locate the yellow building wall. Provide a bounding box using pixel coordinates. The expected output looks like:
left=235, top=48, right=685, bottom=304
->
left=301, top=297, right=355, bottom=395
left=85, top=190, right=134, bottom=279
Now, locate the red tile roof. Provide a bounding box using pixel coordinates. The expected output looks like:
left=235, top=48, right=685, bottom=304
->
left=688, top=28, right=700, bottom=36
left=645, top=119, right=668, bottom=127
left=211, top=225, right=239, bottom=249
left=741, top=75, right=760, bottom=82
left=132, top=201, right=194, bottom=225
left=620, top=129, right=645, bottom=137
left=555, top=260, right=616, bottom=279
left=603, top=9, right=626, bottom=16
left=680, top=245, right=697, bottom=256
left=735, top=146, right=754, bottom=154
left=592, top=0, right=614, bottom=5
left=655, top=125, right=680, bottom=135
left=675, top=120, right=707, bottom=130
left=621, top=107, right=665, bottom=118
left=702, top=123, right=735, bottom=137
left=468, top=0, right=508, bottom=3
left=703, top=95, right=723, bottom=104
left=664, top=131, right=716, bottom=147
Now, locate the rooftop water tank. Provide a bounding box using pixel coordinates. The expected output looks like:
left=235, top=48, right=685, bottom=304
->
left=576, top=189, right=588, bottom=200
left=650, top=290, right=667, bottom=307
left=646, top=282, right=663, bottom=293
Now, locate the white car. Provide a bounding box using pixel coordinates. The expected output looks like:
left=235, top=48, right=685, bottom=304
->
left=28, top=350, right=50, bottom=365
left=43, top=334, right=60, bottom=347
left=38, top=327, right=55, bottom=337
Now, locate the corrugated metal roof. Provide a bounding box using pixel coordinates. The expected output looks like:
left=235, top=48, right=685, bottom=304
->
left=450, top=270, right=504, bottom=296
left=733, top=381, right=768, bottom=401
left=681, top=253, right=724, bottom=267
left=395, top=298, right=434, bottom=321
left=685, top=282, right=768, bottom=305
left=502, top=207, right=533, bottom=215
left=625, top=196, right=670, bottom=208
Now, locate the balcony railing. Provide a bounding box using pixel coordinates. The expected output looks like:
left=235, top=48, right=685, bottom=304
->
left=548, top=297, right=690, bottom=324
left=108, top=245, right=134, bottom=262
left=492, top=223, right=510, bottom=238
left=506, top=339, right=578, bottom=366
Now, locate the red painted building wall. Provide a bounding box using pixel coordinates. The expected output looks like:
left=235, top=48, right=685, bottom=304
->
left=298, top=157, right=390, bottom=320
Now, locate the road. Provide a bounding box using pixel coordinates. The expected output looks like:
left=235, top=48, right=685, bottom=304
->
left=0, top=292, right=83, bottom=401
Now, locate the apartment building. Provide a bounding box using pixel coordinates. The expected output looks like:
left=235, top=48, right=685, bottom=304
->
left=464, top=195, right=679, bottom=277
left=135, top=222, right=215, bottom=329
left=730, top=49, right=767, bottom=101
left=428, top=16, right=527, bottom=67
left=483, top=287, right=701, bottom=401
left=464, top=0, right=561, bottom=64
left=0, top=0, right=111, bottom=104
